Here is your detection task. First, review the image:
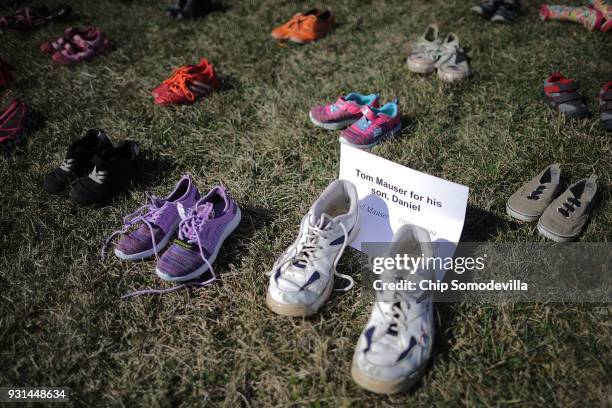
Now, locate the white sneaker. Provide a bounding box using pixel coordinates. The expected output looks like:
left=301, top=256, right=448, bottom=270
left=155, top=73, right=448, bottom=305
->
left=351, top=225, right=435, bottom=394
left=407, top=24, right=442, bottom=74
left=436, top=33, right=470, bottom=83
left=266, top=180, right=360, bottom=317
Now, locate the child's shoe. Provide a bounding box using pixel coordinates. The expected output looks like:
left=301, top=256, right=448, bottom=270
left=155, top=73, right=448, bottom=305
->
left=407, top=24, right=442, bottom=74
left=491, top=1, right=521, bottom=23
left=43, top=129, right=112, bottom=194
left=591, top=0, right=612, bottom=32
left=351, top=225, right=434, bottom=394
left=436, top=33, right=470, bottom=83
left=537, top=175, right=598, bottom=242
left=266, top=179, right=359, bottom=317
left=540, top=4, right=604, bottom=32
left=152, top=58, right=221, bottom=105
left=471, top=0, right=502, bottom=18
left=339, top=100, right=401, bottom=149
left=167, top=0, right=210, bottom=19
left=70, top=140, right=142, bottom=206
left=47, top=26, right=110, bottom=64
left=102, top=175, right=200, bottom=261
left=0, top=4, right=71, bottom=30
left=0, top=98, right=38, bottom=151
left=155, top=186, right=241, bottom=282
left=506, top=164, right=562, bottom=222
left=542, top=73, right=590, bottom=119
left=271, top=9, right=334, bottom=43
left=599, top=81, right=612, bottom=131
left=309, top=93, right=379, bottom=130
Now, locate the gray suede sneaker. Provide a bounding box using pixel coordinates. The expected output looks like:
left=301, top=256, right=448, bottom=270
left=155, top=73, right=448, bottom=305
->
left=537, top=175, right=598, bottom=242
left=506, top=164, right=562, bottom=222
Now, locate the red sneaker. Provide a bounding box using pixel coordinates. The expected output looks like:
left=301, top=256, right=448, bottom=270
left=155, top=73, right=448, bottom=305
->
left=0, top=99, right=39, bottom=150
left=0, top=56, right=11, bottom=87
left=152, top=58, right=221, bottom=105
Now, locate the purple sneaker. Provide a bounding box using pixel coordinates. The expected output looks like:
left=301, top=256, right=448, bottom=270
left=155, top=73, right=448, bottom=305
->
left=155, top=186, right=241, bottom=282
left=309, top=93, right=379, bottom=130
left=102, top=175, right=200, bottom=261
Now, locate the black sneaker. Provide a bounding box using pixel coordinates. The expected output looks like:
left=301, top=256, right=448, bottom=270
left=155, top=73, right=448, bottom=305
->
left=471, top=0, right=501, bottom=18
left=491, top=1, right=521, bottom=23
left=43, top=129, right=112, bottom=194
left=70, top=140, right=142, bottom=206
left=167, top=0, right=209, bottom=19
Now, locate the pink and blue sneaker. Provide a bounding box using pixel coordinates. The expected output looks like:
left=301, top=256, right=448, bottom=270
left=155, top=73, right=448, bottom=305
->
left=155, top=186, right=241, bottom=282
left=103, top=175, right=200, bottom=261
left=309, top=93, right=379, bottom=130
left=339, top=99, right=401, bottom=149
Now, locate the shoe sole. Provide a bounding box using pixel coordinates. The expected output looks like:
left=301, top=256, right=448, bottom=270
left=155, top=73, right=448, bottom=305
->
left=265, top=216, right=360, bottom=317
left=338, top=124, right=402, bottom=150
left=537, top=220, right=577, bottom=242
left=114, top=219, right=181, bottom=261
left=437, top=69, right=469, bottom=83
left=406, top=58, right=436, bottom=74
left=350, top=360, right=428, bottom=394
left=155, top=208, right=242, bottom=282
left=505, top=203, right=541, bottom=223
left=309, top=111, right=356, bottom=130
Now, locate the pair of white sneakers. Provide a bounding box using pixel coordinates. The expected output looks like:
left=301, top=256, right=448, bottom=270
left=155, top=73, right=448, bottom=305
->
left=266, top=179, right=435, bottom=394
left=407, top=24, right=470, bottom=83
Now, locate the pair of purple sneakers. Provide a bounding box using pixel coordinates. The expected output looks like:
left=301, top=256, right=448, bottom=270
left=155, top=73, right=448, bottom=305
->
left=103, top=175, right=241, bottom=297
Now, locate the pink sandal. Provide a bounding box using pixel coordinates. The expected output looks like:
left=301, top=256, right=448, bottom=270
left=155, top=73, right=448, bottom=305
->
left=42, top=26, right=110, bottom=64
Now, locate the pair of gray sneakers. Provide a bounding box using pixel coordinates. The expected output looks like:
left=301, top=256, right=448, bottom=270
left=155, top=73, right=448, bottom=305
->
left=506, top=164, right=598, bottom=242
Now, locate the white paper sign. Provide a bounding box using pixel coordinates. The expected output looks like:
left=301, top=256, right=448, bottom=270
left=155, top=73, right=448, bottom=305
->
left=339, top=144, right=469, bottom=279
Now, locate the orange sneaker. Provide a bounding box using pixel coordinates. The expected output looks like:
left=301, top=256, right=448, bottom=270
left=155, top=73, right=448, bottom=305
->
left=271, top=9, right=334, bottom=43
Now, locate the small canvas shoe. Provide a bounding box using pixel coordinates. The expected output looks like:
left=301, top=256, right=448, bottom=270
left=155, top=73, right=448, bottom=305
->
left=102, top=175, right=200, bottom=261
left=339, top=100, right=401, bottom=149
left=156, top=186, right=241, bottom=282
left=537, top=175, right=598, bottom=242
left=70, top=140, right=142, bottom=206
left=506, top=164, right=562, bottom=222
left=436, top=33, right=470, bottom=83
left=352, top=225, right=435, bottom=394
left=48, top=26, right=110, bottom=65
left=43, top=129, right=112, bottom=194
left=0, top=98, right=39, bottom=151
left=152, top=58, right=221, bottom=105
left=271, top=8, right=334, bottom=43
left=599, top=81, right=612, bottom=131
left=309, top=93, right=380, bottom=130
left=0, top=4, right=71, bottom=30
left=407, top=24, right=442, bottom=74
left=266, top=180, right=359, bottom=317
left=543, top=73, right=590, bottom=119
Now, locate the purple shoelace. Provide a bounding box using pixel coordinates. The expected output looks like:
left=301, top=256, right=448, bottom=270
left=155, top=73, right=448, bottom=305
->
left=101, top=192, right=165, bottom=261
left=121, top=202, right=217, bottom=300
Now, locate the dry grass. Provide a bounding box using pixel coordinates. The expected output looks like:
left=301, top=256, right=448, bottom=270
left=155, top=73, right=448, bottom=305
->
left=1, top=0, right=610, bottom=406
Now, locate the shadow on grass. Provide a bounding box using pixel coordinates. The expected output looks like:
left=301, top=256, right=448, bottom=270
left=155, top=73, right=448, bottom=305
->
left=460, top=204, right=519, bottom=241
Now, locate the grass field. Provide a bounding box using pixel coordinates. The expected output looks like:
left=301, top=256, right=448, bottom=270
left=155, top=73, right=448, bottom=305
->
left=1, top=0, right=611, bottom=406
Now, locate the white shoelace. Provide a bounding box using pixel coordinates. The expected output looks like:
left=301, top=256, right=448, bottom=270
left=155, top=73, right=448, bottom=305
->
left=271, top=213, right=354, bottom=292
left=88, top=166, right=109, bottom=184
left=59, top=158, right=75, bottom=172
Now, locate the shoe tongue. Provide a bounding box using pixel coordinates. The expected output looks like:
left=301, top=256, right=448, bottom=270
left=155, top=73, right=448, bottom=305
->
left=308, top=211, right=334, bottom=230
left=194, top=201, right=215, bottom=220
